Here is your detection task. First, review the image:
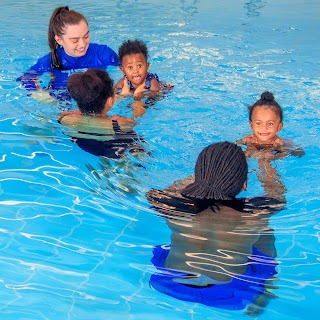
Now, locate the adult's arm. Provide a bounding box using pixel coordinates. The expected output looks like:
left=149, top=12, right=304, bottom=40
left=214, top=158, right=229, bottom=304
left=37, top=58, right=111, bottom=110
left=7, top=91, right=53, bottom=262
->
left=17, top=54, right=52, bottom=91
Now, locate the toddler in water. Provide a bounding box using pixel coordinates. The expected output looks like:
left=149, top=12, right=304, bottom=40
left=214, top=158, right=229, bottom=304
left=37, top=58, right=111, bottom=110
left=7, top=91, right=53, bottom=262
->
left=239, top=91, right=304, bottom=159
left=115, top=39, right=171, bottom=99
left=241, top=91, right=285, bottom=147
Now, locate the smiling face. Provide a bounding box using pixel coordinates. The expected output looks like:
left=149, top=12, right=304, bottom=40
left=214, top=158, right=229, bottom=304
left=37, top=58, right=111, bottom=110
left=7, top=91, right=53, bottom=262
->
left=250, top=106, right=283, bottom=144
left=54, top=19, right=90, bottom=57
left=120, top=53, right=149, bottom=88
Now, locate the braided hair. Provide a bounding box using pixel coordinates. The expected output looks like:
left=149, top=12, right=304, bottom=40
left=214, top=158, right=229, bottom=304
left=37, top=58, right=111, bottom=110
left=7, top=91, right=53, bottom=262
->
left=67, top=69, right=114, bottom=115
left=48, top=6, right=88, bottom=69
left=248, top=91, right=283, bottom=122
left=181, top=142, right=248, bottom=201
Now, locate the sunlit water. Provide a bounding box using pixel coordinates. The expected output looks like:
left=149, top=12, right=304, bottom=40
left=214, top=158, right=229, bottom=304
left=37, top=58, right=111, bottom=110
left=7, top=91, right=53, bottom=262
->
left=0, top=0, right=319, bottom=319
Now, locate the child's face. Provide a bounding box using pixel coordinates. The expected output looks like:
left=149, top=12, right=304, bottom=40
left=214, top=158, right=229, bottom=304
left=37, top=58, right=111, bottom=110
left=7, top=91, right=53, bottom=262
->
left=250, top=106, right=283, bottom=144
left=54, top=19, right=90, bottom=57
left=120, top=53, right=149, bottom=88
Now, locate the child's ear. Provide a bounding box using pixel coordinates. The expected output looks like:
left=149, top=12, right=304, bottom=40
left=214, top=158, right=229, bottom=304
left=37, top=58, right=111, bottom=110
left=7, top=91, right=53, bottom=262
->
left=120, top=66, right=124, bottom=74
left=147, top=62, right=150, bottom=69
left=278, top=122, right=284, bottom=132
left=250, top=121, right=253, bottom=130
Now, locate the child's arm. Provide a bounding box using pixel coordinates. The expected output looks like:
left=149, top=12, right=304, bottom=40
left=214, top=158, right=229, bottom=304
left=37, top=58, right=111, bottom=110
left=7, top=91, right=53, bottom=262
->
left=240, top=134, right=285, bottom=148
left=257, top=158, right=286, bottom=202
left=149, top=77, right=161, bottom=91
left=273, top=136, right=285, bottom=147
left=240, top=134, right=258, bottom=145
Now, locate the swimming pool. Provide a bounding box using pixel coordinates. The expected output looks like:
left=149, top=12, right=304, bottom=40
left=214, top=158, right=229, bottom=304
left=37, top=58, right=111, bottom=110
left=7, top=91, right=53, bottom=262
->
left=0, top=0, right=319, bottom=319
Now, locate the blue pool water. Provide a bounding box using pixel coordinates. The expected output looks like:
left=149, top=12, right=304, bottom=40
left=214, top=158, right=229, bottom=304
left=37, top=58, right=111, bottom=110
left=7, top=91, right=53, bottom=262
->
left=0, top=0, right=319, bottom=319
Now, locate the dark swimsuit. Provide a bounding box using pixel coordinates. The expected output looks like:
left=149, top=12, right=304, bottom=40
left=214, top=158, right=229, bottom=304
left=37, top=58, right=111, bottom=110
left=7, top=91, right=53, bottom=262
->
left=126, top=73, right=160, bottom=91
left=62, top=116, right=146, bottom=159
left=125, top=72, right=173, bottom=92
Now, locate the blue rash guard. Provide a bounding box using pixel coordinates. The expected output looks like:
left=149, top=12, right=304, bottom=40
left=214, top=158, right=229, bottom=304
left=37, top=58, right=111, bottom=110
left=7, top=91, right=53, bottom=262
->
left=17, top=43, right=119, bottom=100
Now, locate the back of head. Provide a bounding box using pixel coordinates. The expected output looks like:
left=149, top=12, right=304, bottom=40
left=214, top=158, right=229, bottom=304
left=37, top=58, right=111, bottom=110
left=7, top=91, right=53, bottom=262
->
left=118, top=39, right=148, bottom=64
left=181, top=142, right=248, bottom=201
left=48, top=6, right=87, bottom=69
left=67, top=69, right=114, bottom=115
left=248, top=91, right=283, bottom=122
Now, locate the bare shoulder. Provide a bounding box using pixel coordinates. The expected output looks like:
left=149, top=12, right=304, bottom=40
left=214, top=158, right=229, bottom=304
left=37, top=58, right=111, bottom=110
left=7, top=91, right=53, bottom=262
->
left=59, top=114, right=114, bottom=133
left=165, top=176, right=195, bottom=196
left=115, top=116, right=136, bottom=131
left=58, top=112, right=83, bottom=125
left=243, top=196, right=286, bottom=216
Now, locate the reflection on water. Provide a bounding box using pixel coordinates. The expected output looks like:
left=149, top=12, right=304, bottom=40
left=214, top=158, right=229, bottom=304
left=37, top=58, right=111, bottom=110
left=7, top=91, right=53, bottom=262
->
left=179, top=0, right=199, bottom=16
left=244, top=0, right=267, bottom=17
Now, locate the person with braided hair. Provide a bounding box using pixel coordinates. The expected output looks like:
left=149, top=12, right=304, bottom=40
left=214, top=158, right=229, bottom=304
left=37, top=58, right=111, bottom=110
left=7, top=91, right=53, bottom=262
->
left=18, top=6, right=119, bottom=103
left=146, top=141, right=286, bottom=314
left=148, top=142, right=250, bottom=206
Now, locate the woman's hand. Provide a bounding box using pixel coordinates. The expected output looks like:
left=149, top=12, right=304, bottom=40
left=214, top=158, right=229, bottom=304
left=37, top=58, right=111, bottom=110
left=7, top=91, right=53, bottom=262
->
left=31, top=89, right=56, bottom=103
left=120, top=77, right=131, bottom=96
left=133, top=81, right=147, bottom=100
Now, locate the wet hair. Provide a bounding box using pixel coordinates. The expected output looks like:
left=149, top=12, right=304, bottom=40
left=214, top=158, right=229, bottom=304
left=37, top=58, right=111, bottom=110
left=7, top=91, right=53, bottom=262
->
left=248, top=91, right=283, bottom=122
left=118, top=39, right=148, bottom=64
left=48, top=6, right=88, bottom=69
left=67, top=69, right=114, bottom=115
left=181, top=142, right=248, bottom=201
